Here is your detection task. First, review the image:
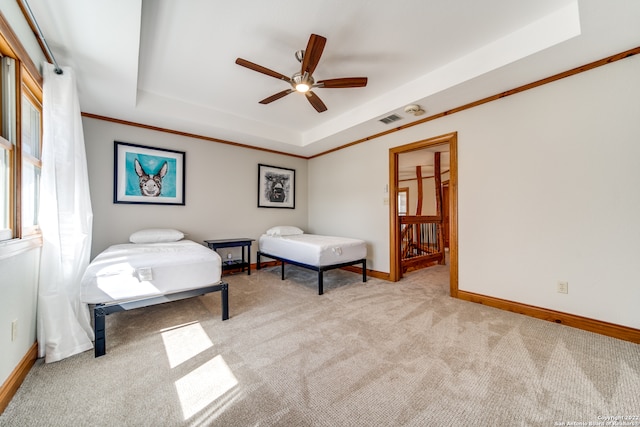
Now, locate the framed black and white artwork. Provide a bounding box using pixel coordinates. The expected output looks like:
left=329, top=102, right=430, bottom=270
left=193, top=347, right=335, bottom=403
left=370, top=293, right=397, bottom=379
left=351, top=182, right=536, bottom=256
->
left=257, top=164, right=295, bottom=209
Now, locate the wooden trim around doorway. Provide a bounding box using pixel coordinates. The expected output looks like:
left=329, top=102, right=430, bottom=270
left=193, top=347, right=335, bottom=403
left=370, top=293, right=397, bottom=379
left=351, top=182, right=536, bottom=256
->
left=389, top=132, right=458, bottom=296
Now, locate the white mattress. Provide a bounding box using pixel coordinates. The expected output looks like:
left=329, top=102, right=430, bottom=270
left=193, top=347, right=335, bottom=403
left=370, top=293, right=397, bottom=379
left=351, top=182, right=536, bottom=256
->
left=259, top=233, right=366, bottom=267
left=81, top=240, right=222, bottom=304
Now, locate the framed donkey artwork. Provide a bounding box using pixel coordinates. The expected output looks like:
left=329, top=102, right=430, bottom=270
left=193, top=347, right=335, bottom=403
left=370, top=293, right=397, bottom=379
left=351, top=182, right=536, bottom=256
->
left=114, top=141, right=185, bottom=205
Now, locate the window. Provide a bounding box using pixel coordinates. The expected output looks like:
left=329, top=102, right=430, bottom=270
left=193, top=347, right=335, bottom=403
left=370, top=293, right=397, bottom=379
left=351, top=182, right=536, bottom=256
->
left=398, top=187, right=409, bottom=216
left=0, top=26, right=43, bottom=244
left=20, top=82, right=42, bottom=236
left=0, top=56, right=17, bottom=241
left=0, top=135, right=11, bottom=241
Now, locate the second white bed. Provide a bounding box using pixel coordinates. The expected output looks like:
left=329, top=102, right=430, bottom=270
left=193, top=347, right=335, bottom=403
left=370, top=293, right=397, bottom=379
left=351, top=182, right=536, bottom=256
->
left=257, top=232, right=367, bottom=295
left=258, top=233, right=366, bottom=267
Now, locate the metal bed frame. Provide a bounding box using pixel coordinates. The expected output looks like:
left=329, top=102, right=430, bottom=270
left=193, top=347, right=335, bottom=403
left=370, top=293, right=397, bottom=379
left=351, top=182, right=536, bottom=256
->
left=92, top=282, right=229, bottom=357
left=256, top=251, right=366, bottom=295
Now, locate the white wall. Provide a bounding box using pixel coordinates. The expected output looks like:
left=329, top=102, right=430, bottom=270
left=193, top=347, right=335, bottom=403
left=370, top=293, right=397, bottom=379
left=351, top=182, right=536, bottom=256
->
left=308, top=140, right=390, bottom=271
left=406, top=177, right=436, bottom=216
left=309, top=54, right=640, bottom=329
left=0, top=250, right=39, bottom=386
left=83, top=118, right=308, bottom=260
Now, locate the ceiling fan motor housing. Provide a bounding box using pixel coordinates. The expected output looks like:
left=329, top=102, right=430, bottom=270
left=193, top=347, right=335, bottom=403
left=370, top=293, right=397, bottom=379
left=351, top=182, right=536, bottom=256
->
left=292, top=72, right=314, bottom=86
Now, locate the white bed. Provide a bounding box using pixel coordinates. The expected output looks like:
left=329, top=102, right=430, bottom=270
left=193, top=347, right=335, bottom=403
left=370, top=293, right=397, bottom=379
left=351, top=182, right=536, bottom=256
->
left=81, top=231, right=229, bottom=357
left=256, top=226, right=367, bottom=294
left=81, top=240, right=223, bottom=304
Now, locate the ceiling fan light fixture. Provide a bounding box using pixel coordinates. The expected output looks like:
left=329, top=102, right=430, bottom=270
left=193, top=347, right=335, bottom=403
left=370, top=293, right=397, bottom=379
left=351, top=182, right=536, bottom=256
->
left=292, top=72, right=314, bottom=93
left=296, top=83, right=310, bottom=93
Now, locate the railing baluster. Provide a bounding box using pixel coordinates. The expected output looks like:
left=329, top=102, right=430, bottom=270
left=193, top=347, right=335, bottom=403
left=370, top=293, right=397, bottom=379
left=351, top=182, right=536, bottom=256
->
left=399, top=215, right=444, bottom=266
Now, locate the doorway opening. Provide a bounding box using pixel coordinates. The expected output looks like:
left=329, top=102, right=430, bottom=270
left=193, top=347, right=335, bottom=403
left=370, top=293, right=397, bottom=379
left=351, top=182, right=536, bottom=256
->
left=389, top=132, right=458, bottom=297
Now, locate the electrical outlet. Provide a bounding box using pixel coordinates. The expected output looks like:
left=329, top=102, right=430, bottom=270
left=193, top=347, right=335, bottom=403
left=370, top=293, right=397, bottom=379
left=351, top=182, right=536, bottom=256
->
left=557, top=281, right=568, bottom=294
left=11, top=319, right=17, bottom=341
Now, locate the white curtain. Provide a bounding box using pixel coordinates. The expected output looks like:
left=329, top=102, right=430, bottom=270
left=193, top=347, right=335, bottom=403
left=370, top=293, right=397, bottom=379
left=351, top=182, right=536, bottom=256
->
left=37, top=63, right=94, bottom=363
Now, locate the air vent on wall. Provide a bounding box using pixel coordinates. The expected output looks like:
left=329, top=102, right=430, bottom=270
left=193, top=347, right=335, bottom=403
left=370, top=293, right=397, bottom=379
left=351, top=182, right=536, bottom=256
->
left=379, top=114, right=403, bottom=125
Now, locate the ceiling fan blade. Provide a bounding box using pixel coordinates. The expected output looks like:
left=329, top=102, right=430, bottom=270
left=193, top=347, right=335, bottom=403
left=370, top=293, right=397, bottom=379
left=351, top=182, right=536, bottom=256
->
left=259, top=89, right=294, bottom=104
left=316, top=77, right=368, bottom=88
left=301, top=34, right=326, bottom=76
left=305, top=91, right=327, bottom=113
left=235, top=58, right=290, bottom=82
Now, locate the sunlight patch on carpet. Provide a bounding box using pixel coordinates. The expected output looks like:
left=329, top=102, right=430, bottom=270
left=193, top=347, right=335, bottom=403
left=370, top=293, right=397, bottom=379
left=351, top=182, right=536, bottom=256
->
left=161, top=321, right=213, bottom=368
left=175, top=355, right=238, bottom=420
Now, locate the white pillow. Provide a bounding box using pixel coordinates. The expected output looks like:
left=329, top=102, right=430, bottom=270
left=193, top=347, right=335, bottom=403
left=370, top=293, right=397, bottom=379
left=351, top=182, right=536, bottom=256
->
left=265, top=226, right=304, bottom=236
left=129, top=228, right=184, bottom=243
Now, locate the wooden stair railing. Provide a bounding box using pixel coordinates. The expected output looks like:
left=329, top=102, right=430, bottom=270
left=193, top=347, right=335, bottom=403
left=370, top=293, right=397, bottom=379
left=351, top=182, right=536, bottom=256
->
left=398, top=151, right=446, bottom=273
left=400, top=215, right=444, bottom=272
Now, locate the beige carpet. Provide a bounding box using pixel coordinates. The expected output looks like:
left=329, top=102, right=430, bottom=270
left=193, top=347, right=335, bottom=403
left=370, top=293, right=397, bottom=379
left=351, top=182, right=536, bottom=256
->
left=1, top=263, right=639, bottom=426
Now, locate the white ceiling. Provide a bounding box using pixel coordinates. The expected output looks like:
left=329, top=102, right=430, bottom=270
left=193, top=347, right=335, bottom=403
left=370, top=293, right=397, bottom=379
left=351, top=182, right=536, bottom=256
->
left=24, top=0, right=640, bottom=157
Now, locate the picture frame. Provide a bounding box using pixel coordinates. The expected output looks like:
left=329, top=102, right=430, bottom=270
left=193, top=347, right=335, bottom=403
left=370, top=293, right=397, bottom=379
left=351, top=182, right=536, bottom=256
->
left=258, top=164, right=295, bottom=209
left=114, top=141, right=185, bottom=205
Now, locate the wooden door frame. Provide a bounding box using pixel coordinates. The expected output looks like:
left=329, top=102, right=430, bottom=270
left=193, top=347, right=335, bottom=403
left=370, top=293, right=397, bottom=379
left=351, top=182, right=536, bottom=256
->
left=389, top=132, right=458, bottom=297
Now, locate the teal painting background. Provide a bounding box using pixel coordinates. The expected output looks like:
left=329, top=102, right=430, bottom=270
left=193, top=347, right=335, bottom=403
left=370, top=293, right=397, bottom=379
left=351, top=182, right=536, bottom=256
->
left=124, top=152, right=177, bottom=197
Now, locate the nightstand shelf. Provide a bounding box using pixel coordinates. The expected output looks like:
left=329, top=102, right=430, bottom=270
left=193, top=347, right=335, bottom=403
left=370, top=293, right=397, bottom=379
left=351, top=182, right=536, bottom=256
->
left=204, top=238, right=255, bottom=275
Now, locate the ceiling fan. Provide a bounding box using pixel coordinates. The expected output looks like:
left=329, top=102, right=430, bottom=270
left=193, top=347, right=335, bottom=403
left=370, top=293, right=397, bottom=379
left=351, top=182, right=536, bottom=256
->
left=235, top=34, right=368, bottom=113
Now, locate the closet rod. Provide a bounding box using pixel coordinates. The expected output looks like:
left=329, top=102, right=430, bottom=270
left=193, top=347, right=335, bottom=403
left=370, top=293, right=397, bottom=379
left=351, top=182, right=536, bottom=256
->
left=20, top=0, right=63, bottom=74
